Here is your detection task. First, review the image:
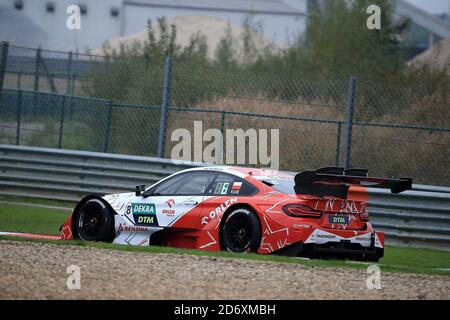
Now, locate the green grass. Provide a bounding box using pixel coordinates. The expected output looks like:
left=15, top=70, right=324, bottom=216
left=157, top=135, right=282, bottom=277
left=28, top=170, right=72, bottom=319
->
left=0, top=202, right=69, bottom=235
left=0, top=195, right=76, bottom=208
left=0, top=201, right=449, bottom=276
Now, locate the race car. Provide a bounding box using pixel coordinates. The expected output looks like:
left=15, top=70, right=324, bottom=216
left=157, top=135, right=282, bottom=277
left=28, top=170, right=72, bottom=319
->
left=60, top=166, right=412, bottom=261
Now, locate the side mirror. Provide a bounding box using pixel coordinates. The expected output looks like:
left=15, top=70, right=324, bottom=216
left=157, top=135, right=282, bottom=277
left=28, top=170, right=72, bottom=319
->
left=135, top=185, right=146, bottom=196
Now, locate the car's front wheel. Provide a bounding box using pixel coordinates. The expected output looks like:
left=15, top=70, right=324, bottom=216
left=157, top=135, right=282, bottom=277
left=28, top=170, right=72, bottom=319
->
left=75, top=199, right=115, bottom=242
left=220, top=208, right=261, bottom=253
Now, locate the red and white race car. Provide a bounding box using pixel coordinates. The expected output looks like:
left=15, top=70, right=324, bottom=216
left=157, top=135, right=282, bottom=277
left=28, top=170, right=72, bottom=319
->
left=60, top=166, right=411, bottom=261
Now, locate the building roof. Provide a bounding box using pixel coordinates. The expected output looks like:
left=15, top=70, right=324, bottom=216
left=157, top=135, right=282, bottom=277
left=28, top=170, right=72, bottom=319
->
left=124, top=0, right=305, bottom=16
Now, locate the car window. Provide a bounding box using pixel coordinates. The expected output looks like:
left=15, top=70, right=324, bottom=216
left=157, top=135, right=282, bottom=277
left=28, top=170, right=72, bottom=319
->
left=150, top=172, right=216, bottom=196
left=264, top=178, right=296, bottom=194
left=206, top=174, right=258, bottom=196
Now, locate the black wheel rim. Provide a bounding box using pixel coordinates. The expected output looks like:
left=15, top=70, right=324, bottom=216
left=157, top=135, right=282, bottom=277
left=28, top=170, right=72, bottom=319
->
left=78, top=203, right=104, bottom=240
left=224, top=213, right=253, bottom=252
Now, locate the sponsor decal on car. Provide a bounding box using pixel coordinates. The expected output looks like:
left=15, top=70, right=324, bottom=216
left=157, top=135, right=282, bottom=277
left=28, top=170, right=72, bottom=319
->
left=162, top=199, right=176, bottom=216
left=129, top=203, right=159, bottom=226
left=166, top=199, right=175, bottom=208
left=328, top=215, right=349, bottom=225
left=118, top=224, right=151, bottom=233
left=201, top=197, right=238, bottom=225
left=292, top=224, right=312, bottom=229
left=305, top=229, right=372, bottom=247
left=316, top=234, right=336, bottom=239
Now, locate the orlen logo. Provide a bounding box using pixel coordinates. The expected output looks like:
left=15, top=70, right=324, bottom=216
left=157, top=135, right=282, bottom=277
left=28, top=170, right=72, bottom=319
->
left=162, top=199, right=176, bottom=216
left=166, top=199, right=175, bottom=208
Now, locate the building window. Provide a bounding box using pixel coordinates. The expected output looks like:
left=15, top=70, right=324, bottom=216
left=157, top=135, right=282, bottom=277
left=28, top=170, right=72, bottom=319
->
left=79, top=4, right=87, bottom=15
left=46, top=2, right=55, bottom=13
left=111, top=6, right=119, bottom=17
left=14, top=0, right=24, bottom=10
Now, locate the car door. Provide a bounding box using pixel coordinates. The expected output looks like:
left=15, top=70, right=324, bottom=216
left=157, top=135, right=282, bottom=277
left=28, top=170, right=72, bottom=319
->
left=131, top=171, right=217, bottom=229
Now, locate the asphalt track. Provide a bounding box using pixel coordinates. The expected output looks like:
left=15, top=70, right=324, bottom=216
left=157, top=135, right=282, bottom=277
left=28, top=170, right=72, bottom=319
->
left=0, top=240, right=449, bottom=299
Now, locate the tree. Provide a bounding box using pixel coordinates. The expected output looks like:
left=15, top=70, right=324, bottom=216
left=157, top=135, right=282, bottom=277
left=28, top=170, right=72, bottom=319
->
left=300, top=0, right=410, bottom=79
left=215, top=23, right=236, bottom=68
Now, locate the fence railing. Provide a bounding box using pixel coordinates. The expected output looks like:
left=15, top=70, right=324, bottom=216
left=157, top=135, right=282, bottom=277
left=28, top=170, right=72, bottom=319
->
left=1, top=42, right=450, bottom=186
left=0, top=144, right=449, bottom=251
left=1, top=88, right=450, bottom=186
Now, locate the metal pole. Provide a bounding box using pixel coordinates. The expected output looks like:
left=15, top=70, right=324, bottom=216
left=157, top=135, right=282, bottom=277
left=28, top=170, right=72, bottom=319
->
left=34, top=47, right=41, bottom=91
left=33, top=47, right=41, bottom=109
left=343, top=76, right=357, bottom=169
left=58, top=95, right=66, bottom=149
left=17, top=72, right=21, bottom=90
left=67, top=51, right=73, bottom=95
left=103, top=101, right=113, bottom=153
left=335, top=122, right=342, bottom=167
left=220, top=111, right=225, bottom=135
left=157, top=57, right=173, bottom=158
left=16, top=90, right=22, bottom=145
left=0, top=41, right=9, bottom=101
left=67, top=74, right=75, bottom=116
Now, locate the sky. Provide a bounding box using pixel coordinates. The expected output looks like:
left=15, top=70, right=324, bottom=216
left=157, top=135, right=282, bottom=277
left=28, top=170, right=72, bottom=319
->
left=406, top=0, right=449, bottom=15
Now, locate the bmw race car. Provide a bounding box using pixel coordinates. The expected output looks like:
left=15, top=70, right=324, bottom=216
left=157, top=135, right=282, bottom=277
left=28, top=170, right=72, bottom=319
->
left=60, top=166, right=412, bottom=261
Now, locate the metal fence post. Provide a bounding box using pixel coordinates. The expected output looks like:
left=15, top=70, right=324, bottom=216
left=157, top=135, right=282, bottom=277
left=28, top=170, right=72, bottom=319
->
left=157, top=57, right=173, bottom=158
left=34, top=47, right=41, bottom=91
left=17, top=72, right=22, bottom=90
left=0, top=41, right=9, bottom=102
left=16, top=90, right=22, bottom=145
left=67, top=74, right=75, bottom=116
left=103, top=101, right=113, bottom=153
left=33, top=47, right=41, bottom=110
left=67, top=51, right=73, bottom=95
left=220, top=111, right=225, bottom=135
left=343, top=76, right=357, bottom=169
left=335, top=122, right=342, bottom=166
left=58, top=95, right=66, bottom=149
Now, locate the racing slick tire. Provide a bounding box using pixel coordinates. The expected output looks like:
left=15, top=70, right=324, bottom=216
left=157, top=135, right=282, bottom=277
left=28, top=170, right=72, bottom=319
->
left=74, top=199, right=115, bottom=242
left=220, top=207, right=261, bottom=253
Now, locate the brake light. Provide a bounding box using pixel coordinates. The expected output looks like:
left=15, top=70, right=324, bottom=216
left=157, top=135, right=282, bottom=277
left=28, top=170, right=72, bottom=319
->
left=282, top=204, right=322, bottom=218
left=358, top=211, right=369, bottom=222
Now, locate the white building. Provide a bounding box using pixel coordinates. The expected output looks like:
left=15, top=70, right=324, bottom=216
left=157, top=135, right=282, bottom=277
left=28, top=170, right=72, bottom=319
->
left=0, top=0, right=308, bottom=52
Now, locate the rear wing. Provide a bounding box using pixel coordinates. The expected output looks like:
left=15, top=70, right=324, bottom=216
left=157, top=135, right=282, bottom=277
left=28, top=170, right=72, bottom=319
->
left=294, top=167, right=412, bottom=197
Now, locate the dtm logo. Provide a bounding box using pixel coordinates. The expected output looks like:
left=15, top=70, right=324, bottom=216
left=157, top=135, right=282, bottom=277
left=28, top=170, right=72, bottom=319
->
left=328, top=215, right=349, bottom=225
left=129, top=203, right=158, bottom=226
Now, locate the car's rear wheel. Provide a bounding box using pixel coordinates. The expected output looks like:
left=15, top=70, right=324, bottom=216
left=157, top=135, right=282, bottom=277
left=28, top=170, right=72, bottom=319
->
left=75, top=199, right=115, bottom=242
left=220, top=208, right=261, bottom=253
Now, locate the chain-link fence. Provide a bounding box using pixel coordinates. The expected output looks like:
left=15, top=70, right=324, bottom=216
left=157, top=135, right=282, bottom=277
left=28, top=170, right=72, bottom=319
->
left=1, top=42, right=449, bottom=186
